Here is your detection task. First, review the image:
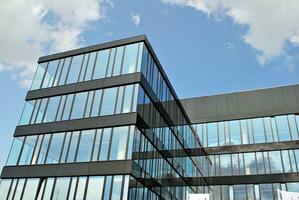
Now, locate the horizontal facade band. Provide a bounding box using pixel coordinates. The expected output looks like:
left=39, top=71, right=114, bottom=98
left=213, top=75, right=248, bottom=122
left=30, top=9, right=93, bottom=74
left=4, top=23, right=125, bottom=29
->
left=202, top=140, right=299, bottom=155
left=131, top=173, right=299, bottom=187
left=0, top=160, right=132, bottom=178
left=26, top=73, right=142, bottom=100
left=14, top=113, right=137, bottom=136
left=133, top=141, right=299, bottom=159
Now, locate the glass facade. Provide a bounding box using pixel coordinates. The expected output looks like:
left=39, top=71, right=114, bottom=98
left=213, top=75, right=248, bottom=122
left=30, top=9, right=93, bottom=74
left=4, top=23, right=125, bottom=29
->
left=194, top=114, right=299, bottom=147
left=1, top=36, right=299, bottom=200
left=30, top=43, right=143, bottom=90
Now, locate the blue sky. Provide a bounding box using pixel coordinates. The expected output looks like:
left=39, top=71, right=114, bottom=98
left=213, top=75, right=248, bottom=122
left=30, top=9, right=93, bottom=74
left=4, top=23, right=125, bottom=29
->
left=0, top=0, right=299, bottom=169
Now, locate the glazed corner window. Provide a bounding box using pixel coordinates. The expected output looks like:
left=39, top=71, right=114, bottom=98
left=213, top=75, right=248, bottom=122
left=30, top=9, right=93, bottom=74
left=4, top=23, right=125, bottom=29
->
left=6, top=137, right=24, bottom=166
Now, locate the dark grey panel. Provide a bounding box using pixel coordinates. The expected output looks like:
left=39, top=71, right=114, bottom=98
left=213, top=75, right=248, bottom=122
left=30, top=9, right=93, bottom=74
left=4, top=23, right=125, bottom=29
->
left=1, top=161, right=132, bottom=178
left=14, top=113, right=137, bottom=136
left=26, top=73, right=142, bottom=100
left=181, top=84, right=299, bottom=123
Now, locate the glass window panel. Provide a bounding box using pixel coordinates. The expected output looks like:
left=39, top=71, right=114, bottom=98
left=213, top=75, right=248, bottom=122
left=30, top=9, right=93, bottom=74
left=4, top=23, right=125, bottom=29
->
left=6, top=137, right=24, bottom=166
left=115, top=86, right=124, bottom=114
left=256, top=152, right=265, bottom=174
left=281, top=150, right=292, bottom=173
left=42, top=60, right=59, bottom=88
left=122, top=43, right=139, bottom=74
left=294, top=150, right=299, bottom=173
left=106, top=48, right=115, bottom=77
left=66, top=55, right=83, bottom=84
left=60, top=132, right=71, bottom=163
left=78, top=54, right=88, bottom=82
left=84, top=91, right=94, bottom=118
left=264, top=117, right=274, bottom=142
left=103, top=176, right=112, bottom=200
left=276, top=115, right=291, bottom=141
left=240, top=120, right=249, bottom=144
left=76, top=130, right=95, bottom=162
left=111, top=176, right=123, bottom=200
left=244, top=152, right=257, bottom=175
left=75, top=177, right=87, bottom=200
left=67, top=131, right=80, bottom=163
left=230, top=120, right=241, bottom=145
left=93, top=49, right=109, bottom=80
left=91, top=90, right=102, bottom=117
left=92, top=129, right=102, bottom=161
left=31, top=63, right=47, bottom=90
left=52, top=177, right=70, bottom=200
left=46, top=133, right=64, bottom=164
left=53, top=59, right=64, bottom=87
left=260, top=184, right=273, bottom=200
left=233, top=185, right=246, bottom=200
left=112, top=46, right=124, bottom=76
left=110, top=127, right=128, bottom=160
left=287, top=182, right=299, bottom=192
left=36, top=179, right=46, bottom=200
left=231, top=154, right=239, bottom=175
left=31, top=135, right=43, bottom=164
left=271, top=117, right=279, bottom=142
left=126, top=127, right=134, bottom=159
left=43, top=178, right=55, bottom=200
left=289, top=150, right=298, bottom=172
left=288, top=115, right=299, bottom=140
left=55, top=95, right=66, bottom=121
left=220, top=154, right=231, bottom=176
left=123, top=85, right=135, bottom=113
left=43, top=96, right=60, bottom=122
left=19, top=100, right=35, bottom=125
left=207, top=123, right=218, bottom=147
left=19, top=135, right=37, bottom=165
left=85, top=176, right=104, bottom=200
left=131, top=85, right=139, bottom=113
left=100, top=88, right=117, bottom=116
left=0, top=179, right=12, bottom=199
left=122, top=176, right=130, bottom=200
left=246, top=184, right=255, bottom=200
left=58, top=57, right=71, bottom=85
left=252, top=118, right=266, bottom=143
left=68, top=177, right=77, bottom=200
left=22, top=178, right=39, bottom=200
left=35, top=98, right=48, bottom=124
left=14, top=179, right=25, bottom=200
left=70, top=92, right=88, bottom=119
left=37, top=134, right=51, bottom=164
left=269, top=151, right=283, bottom=173
left=218, top=122, right=225, bottom=146
left=99, top=128, right=111, bottom=161
left=62, top=94, right=74, bottom=120
left=83, top=52, right=97, bottom=81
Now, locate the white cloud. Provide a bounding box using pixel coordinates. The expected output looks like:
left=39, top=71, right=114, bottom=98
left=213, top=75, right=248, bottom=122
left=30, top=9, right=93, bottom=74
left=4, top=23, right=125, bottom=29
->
left=162, top=0, right=299, bottom=65
left=131, top=13, right=141, bottom=27
left=0, top=0, right=103, bottom=88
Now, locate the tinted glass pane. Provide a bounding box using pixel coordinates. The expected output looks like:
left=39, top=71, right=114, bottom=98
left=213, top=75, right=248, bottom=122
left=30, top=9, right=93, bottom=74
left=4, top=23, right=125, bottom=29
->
left=60, top=132, right=71, bottom=163
left=93, top=49, right=109, bottom=80
left=110, top=127, right=128, bottom=160
left=62, top=94, right=74, bottom=120
left=0, top=179, right=12, bottom=199
left=42, top=60, right=59, bottom=88
left=112, top=46, right=124, bottom=76
left=269, top=151, right=283, bottom=173
left=122, top=85, right=133, bottom=113
left=43, top=96, right=60, bottom=122
left=220, top=154, right=231, bottom=175
left=103, top=176, right=112, bottom=200
left=22, top=179, right=39, bottom=200
left=31, top=63, right=47, bottom=90
left=86, top=176, right=104, bottom=200
left=106, top=48, right=115, bottom=77
left=111, top=176, right=123, bottom=200
left=208, top=123, right=217, bottom=147
left=92, top=130, right=102, bottom=161
left=99, top=128, right=111, bottom=161
left=66, top=55, right=83, bottom=84
left=122, top=43, right=139, bottom=74
left=14, top=179, right=25, bottom=200
left=244, top=152, right=257, bottom=175
left=53, top=60, right=64, bottom=87
left=7, top=137, right=24, bottom=166
left=52, top=177, right=70, bottom=200
left=70, top=92, right=88, bottom=119
left=260, top=184, right=273, bottom=200
left=91, top=90, right=102, bottom=117
left=37, top=134, right=51, bottom=164
left=76, top=130, right=95, bottom=162
left=19, top=100, right=35, bottom=125
left=276, top=116, right=291, bottom=141
left=67, top=131, right=80, bottom=163
left=35, top=98, right=48, bottom=124
left=288, top=115, right=299, bottom=140
left=58, top=58, right=71, bottom=85
left=19, top=136, right=37, bottom=165
left=46, top=133, right=64, bottom=164
left=43, top=178, right=55, bottom=200
left=230, top=120, right=241, bottom=145
left=252, top=118, right=265, bottom=143
left=31, top=135, right=43, bottom=164
left=75, top=177, right=87, bottom=200
left=100, top=88, right=117, bottom=116
left=84, top=52, right=97, bottom=81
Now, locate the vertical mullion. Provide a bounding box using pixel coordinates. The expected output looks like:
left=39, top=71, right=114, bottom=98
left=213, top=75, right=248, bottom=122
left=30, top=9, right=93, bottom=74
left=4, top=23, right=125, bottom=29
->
left=6, top=178, right=14, bottom=200
left=108, top=176, right=114, bottom=200
left=87, top=91, right=95, bottom=118
left=82, top=54, right=90, bottom=81
left=29, top=100, right=39, bottom=124
left=119, top=46, right=126, bottom=75
left=90, top=129, right=98, bottom=162
left=35, top=135, right=45, bottom=165
left=104, top=49, right=112, bottom=78
left=58, top=133, right=67, bottom=163
left=64, top=57, right=73, bottom=85
left=39, top=62, right=50, bottom=89
left=111, top=48, right=117, bottom=76
left=64, top=132, right=73, bottom=164
left=134, top=43, right=141, bottom=72
left=97, top=89, right=105, bottom=116
left=32, top=100, right=42, bottom=124
left=68, top=93, right=76, bottom=120
left=74, top=131, right=82, bottom=162
left=43, top=134, right=53, bottom=164
left=54, top=96, right=62, bottom=121
left=16, top=137, right=26, bottom=165
left=77, top=54, right=86, bottom=83
left=56, top=59, right=65, bottom=86
left=107, top=128, right=114, bottom=160
left=91, top=52, right=99, bottom=80
left=51, top=59, right=61, bottom=87
left=41, top=98, right=50, bottom=123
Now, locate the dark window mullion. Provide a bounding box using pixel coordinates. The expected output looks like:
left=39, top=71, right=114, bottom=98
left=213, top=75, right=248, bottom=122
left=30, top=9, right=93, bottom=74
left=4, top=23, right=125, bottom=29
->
left=51, top=59, right=61, bottom=87
left=91, top=52, right=99, bottom=80
left=74, top=131, right=82, bottom=162
left=39, top=62, right=50, bottom=89
left=104, top=49, right=112, bottom=78
left=63, top=57, right=73, bottom=85
left=43, top=134, right=53, bottom=164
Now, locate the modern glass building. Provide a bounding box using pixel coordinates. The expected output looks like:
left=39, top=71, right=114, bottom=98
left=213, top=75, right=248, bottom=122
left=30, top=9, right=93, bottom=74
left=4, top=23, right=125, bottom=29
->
left=0, top=35, right=298, bottom=199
